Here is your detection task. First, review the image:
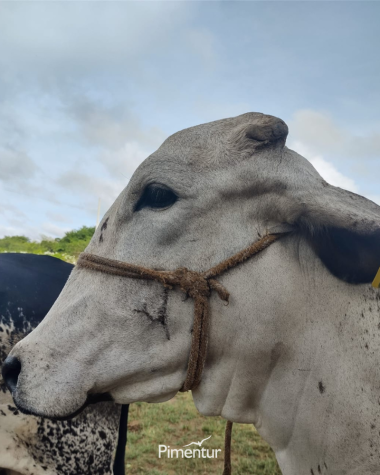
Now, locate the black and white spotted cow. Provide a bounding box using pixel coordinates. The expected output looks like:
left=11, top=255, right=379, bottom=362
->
left=0, top=253, right=128, bottom=475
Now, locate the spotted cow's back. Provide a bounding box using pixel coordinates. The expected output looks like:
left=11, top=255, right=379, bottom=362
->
left=0, top=254, right=123, bottom=475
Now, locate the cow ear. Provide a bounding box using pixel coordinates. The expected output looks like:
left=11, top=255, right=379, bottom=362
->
left=297, top=185, right=380, bottom=284
left=231, top=113, right=288, bottom=151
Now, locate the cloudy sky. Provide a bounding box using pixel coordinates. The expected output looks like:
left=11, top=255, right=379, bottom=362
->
left=1, top=1, right=379, bottom=240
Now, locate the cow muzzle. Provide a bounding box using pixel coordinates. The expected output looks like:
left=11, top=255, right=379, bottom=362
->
left=2, top=354, right=112, bottom=420
left=2, top=356, right=21, bottom=395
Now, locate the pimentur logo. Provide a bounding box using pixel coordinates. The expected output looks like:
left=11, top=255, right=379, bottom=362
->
left=158, top=434, right=222, bottom=459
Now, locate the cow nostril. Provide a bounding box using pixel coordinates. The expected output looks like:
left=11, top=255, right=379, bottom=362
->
left=2, top=356, right=22, bottom=394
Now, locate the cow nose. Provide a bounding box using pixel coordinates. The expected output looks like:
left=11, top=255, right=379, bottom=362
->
left=2, top=356, right=22, bottom=394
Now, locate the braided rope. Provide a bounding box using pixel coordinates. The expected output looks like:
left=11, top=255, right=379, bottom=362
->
left=76, top=232, right=289, bottom=474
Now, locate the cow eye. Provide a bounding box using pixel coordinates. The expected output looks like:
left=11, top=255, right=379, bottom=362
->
left=135, top=184, right=178, bottom=211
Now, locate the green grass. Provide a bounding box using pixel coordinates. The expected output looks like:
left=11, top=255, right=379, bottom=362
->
left=126, top=392, right=281, bottom=475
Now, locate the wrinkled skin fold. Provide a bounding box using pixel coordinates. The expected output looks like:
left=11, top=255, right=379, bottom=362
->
left=5, top=112, right=380, bottom=475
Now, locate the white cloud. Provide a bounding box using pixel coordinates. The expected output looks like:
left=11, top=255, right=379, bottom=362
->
left=41, top=222, right=70, bottom=238
left=0, top=202, right=27, bottom=219
left=288, top=109, right=380, bottom=160
left=288, top=110, right=345, bottom=153
left=45, top=211, right=71, bottom=223
left=68, top=98, right=166, bottom=152
left=99, top=141, right=150, bottom=179
left=0, top=222, right=62, bottom=241
left=288, top=110, right=380, bottom=205
left=291, top=141, right=359, bottom=192
left=309, top=156, right=359, bottom=193
left=56, top=170, right=125, bottom=213
left=0, top=147, right=37, bottom=182
left=0, top=223, right=24, bottom=238
left=186, top=28, right=218, bottom=70
left=0, top=2, right=190, bottom=72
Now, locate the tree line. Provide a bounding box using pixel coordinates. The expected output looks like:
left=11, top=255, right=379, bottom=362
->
left=0, top=226, right=95, bottom=263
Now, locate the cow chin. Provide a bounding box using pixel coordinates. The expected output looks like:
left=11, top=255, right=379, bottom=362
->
left=12, top=390, right=113, bottom=421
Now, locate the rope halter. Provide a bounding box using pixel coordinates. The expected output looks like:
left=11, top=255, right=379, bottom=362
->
left=76, top=232, right=290, bottom=474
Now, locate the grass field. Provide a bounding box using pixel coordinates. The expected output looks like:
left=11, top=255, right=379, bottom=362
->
left=126, top=392, right=281, bottom=475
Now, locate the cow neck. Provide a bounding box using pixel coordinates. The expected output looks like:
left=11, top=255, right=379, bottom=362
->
left=77, top=231, right=290, bottom=475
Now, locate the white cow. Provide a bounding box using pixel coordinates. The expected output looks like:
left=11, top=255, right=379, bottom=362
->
left=3, top=113, right=380, bottom=474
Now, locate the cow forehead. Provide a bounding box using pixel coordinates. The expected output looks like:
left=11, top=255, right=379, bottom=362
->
left=132, top=112, right=289, bottom=184
left=161, top=112, right=282, bottom=149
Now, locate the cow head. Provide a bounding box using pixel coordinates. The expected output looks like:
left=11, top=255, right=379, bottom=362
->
left=3, top=113, right=380, bottom=424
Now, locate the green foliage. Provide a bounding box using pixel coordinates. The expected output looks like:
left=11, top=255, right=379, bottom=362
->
left=0, top=226, right=95, bottom=263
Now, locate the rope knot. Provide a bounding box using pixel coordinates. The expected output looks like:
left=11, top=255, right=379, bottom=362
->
left=173, top=267, right=211, bottom=299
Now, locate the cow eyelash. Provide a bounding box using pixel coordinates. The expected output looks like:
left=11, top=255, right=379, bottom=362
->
left=134, top=184, right=178, bottom=211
